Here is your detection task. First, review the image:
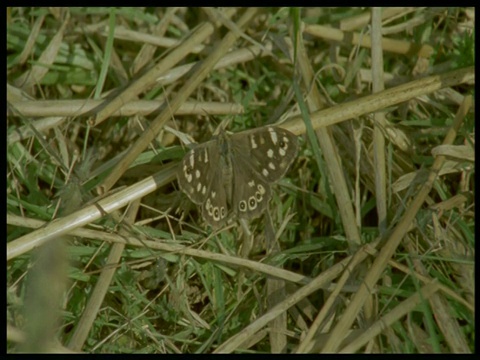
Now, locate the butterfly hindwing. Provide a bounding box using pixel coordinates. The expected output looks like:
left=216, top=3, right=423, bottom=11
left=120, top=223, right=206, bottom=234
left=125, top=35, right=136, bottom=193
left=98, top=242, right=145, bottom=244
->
left=178, top=140, right=230, bottom=227
left=230, top=152, right=272, bottom=220
left=178, top=141, right=217, bottom=204
left=200, top=156, right=230, bottom=227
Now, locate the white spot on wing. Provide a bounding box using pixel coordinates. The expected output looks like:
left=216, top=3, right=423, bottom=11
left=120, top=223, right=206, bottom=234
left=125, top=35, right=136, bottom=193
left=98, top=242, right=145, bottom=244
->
left=189, top=152, right=195, bottom=167
left=250, top=136, right=258, bottom=149
left=268, top=128, right=278, bottom=144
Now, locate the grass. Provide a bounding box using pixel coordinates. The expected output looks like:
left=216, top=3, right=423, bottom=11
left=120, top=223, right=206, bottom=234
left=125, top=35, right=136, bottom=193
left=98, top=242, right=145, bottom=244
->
left=7, top=7, right=475, bottom=353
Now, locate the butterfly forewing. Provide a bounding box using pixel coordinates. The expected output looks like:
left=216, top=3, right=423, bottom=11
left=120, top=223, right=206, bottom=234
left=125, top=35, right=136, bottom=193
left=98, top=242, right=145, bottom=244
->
left=230, top=126, right=298, bottom=183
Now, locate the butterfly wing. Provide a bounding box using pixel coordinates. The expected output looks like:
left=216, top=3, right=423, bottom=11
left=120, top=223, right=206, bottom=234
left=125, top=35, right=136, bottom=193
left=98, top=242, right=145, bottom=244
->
left=178, top=126, right=298, bottom=227
left=230, top=126, right=298, bottom=220
left=177, top=140, right=230, bottom=228
left=230, top=126, right=298, bottom=182
left=230, top=152, right=272, bottom=220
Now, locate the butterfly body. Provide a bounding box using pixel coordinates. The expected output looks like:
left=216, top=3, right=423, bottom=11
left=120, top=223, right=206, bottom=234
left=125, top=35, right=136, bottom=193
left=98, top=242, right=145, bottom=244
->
left=178, top=126, right=298, bottom=228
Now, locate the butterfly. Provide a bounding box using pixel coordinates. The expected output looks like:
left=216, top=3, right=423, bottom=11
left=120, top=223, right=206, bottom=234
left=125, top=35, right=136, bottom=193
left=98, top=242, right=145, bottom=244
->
left=177, top=126, right=298, bottom=228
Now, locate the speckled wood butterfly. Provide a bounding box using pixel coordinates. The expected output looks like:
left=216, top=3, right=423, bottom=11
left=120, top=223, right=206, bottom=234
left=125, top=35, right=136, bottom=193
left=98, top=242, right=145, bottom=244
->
left=178, top=126, right=298, bottom=228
